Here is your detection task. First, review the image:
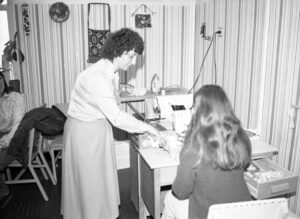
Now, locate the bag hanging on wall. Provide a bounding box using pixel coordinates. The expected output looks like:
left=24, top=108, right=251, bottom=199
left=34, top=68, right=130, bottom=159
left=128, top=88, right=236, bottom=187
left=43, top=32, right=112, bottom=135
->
left=87, top=3, right=111, bottom=63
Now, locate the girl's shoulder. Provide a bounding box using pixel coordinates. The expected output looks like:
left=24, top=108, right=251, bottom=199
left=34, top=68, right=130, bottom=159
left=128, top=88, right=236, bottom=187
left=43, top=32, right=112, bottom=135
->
left=6, top=91, right=25, bottom=104
left=8, top=91, right=25, bottom=99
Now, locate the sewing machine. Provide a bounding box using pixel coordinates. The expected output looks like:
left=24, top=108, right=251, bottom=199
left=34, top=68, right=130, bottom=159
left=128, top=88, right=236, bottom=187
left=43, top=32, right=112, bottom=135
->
left=145, top=94, right=193, bottom=133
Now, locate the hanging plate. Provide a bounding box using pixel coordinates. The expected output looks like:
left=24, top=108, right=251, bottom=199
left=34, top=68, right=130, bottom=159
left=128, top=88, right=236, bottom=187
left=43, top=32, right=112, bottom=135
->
left=49, top=2, right=70, bottom=23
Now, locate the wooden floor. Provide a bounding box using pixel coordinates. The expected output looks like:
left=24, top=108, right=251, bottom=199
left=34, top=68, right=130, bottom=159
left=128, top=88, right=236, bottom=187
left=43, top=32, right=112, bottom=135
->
left=0, top=160, right=138, bottom=219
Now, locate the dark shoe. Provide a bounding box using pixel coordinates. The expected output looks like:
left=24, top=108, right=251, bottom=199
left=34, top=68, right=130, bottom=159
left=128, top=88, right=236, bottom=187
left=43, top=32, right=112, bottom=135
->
left=0, top=192, right=12, bottom=209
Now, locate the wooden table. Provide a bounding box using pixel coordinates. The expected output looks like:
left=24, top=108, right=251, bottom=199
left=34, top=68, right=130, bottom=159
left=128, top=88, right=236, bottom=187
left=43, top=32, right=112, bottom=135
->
left=130, top=134, right=279, bottom=219
left=120, top=90, right=156, bottom=103
left=130, top=135, right=178, bottom=219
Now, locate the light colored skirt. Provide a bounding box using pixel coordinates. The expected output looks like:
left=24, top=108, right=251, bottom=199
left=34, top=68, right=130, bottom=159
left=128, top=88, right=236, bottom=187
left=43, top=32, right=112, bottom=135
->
left=61, top=117, right=120, bottom=219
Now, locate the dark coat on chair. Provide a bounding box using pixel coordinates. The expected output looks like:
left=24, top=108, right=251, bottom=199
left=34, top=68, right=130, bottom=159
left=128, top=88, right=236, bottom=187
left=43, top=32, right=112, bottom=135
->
left=7, top=106, right=66, bottom=166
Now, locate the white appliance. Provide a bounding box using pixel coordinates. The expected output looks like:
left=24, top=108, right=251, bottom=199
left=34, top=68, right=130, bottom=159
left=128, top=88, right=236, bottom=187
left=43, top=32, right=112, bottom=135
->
left=145, top=94, right=193, bottom=133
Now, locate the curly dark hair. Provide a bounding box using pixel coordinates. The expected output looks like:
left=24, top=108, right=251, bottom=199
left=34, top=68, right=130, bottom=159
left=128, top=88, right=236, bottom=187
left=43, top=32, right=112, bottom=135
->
left=0, top=72, right=10, bottom=96
left=100, top=28, right=144, bottom=61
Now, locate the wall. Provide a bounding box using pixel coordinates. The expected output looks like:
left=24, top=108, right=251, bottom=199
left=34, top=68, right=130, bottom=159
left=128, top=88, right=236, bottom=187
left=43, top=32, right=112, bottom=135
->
left=260, top=0, right=300, bottom=213
left=194, top=0, right=300, bottom=215
left=7, top=0, right=197, bottom=111
left=194, top=0, right=267, bottom=130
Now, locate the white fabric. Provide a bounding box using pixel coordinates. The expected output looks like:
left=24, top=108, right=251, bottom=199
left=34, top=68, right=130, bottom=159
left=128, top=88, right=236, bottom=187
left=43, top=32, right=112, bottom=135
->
left=67, top=59, right=150, bottom=133
left=62, top=118, right=120, bottom=219
left=0, top=92, right=26, bottom=149
left=161, top=190, right=189, bottom=219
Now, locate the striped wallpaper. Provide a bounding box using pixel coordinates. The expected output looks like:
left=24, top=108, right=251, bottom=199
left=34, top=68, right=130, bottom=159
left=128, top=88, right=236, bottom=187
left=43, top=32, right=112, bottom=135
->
left=8, top=1, right=197, bottom=114
left=194, top=0, right=267, bottom=131
left=196, top=0, right=300, bottom=214
left=260, top=0, right=300, bottom=213
left=6, top=0, right=300, bottom=215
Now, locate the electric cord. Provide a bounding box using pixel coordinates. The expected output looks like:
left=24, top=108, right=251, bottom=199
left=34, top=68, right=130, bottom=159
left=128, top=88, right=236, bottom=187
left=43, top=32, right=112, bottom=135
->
left=188, top=32, right=216, bottom=94
left=213, top=33, right=217, bottom=84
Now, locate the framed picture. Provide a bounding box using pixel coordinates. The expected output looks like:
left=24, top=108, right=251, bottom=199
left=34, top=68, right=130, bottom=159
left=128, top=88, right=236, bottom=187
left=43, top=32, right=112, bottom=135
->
left=135, top=14, right=152, bottom=28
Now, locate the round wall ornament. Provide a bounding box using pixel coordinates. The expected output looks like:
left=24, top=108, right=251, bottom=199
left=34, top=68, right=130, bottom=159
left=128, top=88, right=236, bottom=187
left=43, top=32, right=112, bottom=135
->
left=49, top=2, right=70, bottom=23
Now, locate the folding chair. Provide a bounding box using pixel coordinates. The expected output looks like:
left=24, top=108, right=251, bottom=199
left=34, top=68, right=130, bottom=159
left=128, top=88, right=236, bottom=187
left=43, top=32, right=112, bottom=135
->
left=43, top=134, right=63, bottom=184
left=207, top=198, right=290, bottom=219
left=5, top=128, right=56, bottom=201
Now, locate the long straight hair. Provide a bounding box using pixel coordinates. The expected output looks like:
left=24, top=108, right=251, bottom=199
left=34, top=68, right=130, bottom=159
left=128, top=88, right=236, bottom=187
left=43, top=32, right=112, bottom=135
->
left=182, top=85, right=251, bottom=170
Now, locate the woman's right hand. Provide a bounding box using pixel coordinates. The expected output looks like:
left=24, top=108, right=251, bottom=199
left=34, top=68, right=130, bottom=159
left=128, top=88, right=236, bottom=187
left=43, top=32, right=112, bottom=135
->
left=146, top=125, right=163, bottom=147
left=146, top=124, right=160, bottom=137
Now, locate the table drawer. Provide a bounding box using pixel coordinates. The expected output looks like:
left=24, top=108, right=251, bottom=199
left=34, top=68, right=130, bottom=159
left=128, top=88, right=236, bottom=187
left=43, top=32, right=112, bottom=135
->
left=245, top=158, right=298, bottom=199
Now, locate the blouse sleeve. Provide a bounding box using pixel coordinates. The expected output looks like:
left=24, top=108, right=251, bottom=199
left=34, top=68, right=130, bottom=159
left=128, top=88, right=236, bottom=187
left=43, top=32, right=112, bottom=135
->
left=90, top=75, right=152, bottom=134
left=172, top=150, right=199, bottom=200
left=0, top=92, right=26, bottom=148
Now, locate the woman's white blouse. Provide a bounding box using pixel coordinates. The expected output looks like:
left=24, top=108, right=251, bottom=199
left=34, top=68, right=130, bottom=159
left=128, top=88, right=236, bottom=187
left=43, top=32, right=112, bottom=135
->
left=0, top=91, right=26, bottom=148
left=68, top=59, right=149, bottom=134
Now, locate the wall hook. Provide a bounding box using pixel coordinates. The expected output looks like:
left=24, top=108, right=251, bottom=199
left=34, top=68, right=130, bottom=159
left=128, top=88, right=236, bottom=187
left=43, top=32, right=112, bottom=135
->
left=131, top=4, right=156, bottom=16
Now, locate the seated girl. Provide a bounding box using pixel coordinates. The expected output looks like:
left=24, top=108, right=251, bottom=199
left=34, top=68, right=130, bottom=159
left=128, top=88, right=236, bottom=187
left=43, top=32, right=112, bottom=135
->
left=161, top=84, right=252, bottom=219
left=0, top=72, right=26, bottom=208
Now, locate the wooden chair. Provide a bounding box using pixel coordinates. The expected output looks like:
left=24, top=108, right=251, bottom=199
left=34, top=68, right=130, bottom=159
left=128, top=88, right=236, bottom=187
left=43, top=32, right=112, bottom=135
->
left=5, top=128, right=56, bottom=201
left=43, top=134, right=63, bottom=184
left=41, top=102, right=68, bottom=183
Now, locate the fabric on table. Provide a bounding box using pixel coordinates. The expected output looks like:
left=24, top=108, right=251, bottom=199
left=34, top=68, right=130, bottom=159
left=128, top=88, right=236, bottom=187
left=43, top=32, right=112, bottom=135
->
left=61, top=117, right=120, bottom=219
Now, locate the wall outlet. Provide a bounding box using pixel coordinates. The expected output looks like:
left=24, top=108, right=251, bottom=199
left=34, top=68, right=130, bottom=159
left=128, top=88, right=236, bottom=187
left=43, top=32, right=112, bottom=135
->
left=200, top=23, right=206, bottom=38
left=216, top=27, right=223, bottom=37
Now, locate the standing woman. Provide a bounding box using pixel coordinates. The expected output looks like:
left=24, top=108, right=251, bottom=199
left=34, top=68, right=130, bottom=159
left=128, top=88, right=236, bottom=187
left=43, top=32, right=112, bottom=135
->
left=162, top=84, right=252, bottom=219
left=61, top=28, right=158, bottom=219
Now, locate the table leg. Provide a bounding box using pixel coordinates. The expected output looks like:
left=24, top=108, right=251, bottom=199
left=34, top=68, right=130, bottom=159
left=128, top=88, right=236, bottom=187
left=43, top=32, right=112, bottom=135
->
left=153, top=168, right=161, bottom=219
left=130, top=143, right=139, bottom=210
left=138, top=154, right=148, bottom=219
left=140, top=158, right=161, bottom=219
